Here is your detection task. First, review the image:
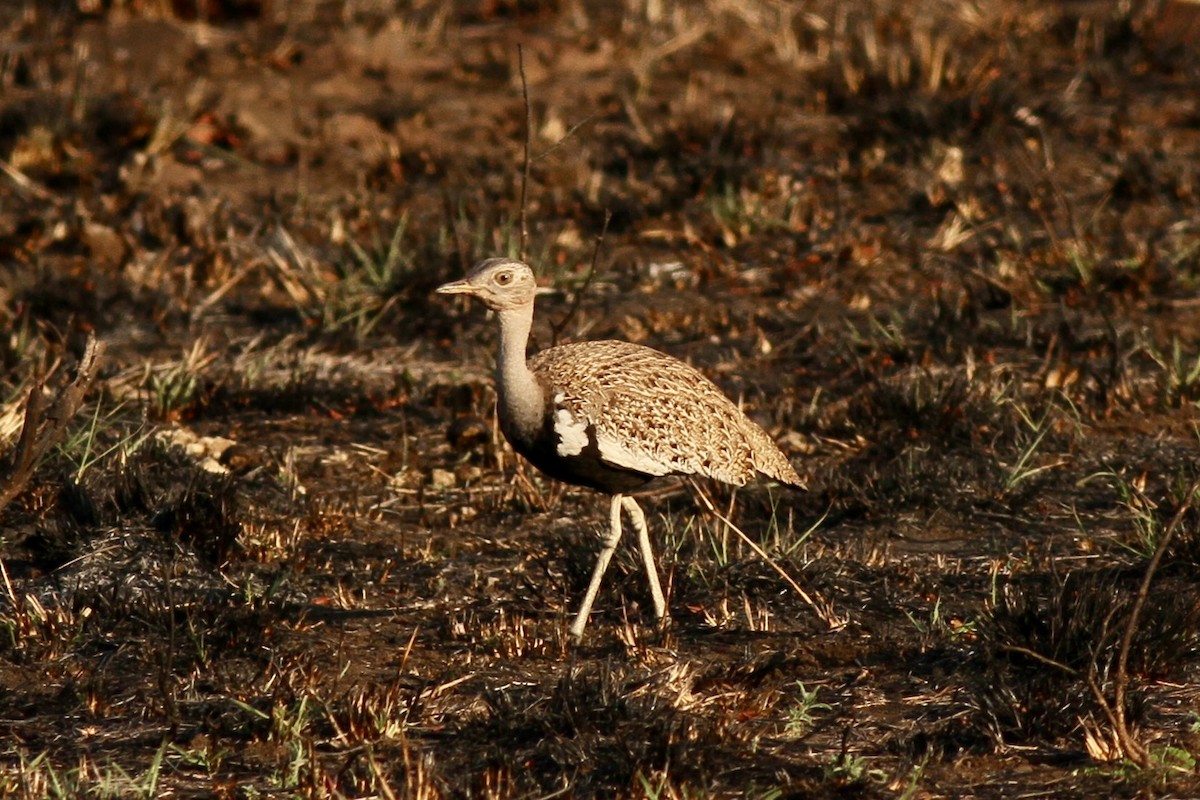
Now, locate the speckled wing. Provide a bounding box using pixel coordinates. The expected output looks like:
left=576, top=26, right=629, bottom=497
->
left=529, top=340, right=802, bottom=487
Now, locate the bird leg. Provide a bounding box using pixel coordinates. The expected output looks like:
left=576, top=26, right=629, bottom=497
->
left=621, top=496, right=667, bottom=623
left=569, top=494, right=669, bottom=642
left=570, top=493, right=626, bottom=641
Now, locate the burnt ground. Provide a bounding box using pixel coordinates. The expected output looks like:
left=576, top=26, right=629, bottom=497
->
left=2, top=1, right=1200, bottom=797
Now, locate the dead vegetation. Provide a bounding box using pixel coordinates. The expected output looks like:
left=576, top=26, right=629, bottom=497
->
left=1, top=0, right=1199, bottom=797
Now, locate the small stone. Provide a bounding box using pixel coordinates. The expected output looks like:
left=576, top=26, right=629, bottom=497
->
left=220, top=444, right=267, bottom=474
left=455, top=465, right=483, bottom=484
left=429, top=468, right=456, bottom=490
left=447, top=415, right=489, bottom=449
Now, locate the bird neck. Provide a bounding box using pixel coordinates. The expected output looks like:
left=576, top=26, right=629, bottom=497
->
left=495, top=303, right=544, bottom=435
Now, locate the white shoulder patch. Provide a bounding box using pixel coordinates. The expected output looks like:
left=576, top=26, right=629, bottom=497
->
left=595, top=430, right=672, bottom=476
left=553, top=394, right=589, bottom=457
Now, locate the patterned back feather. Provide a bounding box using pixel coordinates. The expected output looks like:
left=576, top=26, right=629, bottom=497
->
left=529, top=340, right=803, bottom=488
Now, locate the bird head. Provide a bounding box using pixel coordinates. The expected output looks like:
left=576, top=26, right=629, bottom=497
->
left=436, top=258, right=538, bottom=312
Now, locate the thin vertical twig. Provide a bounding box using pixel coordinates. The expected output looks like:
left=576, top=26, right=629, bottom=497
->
left=159, top=558, right=180, bottom=728
left=1085, top=478, right=1199, bottom=765
left=1115, top=479, right=1198, bottom=763
left=550, top=210, right=610, bottom=344
left=517, top=44, right=532, bottom=262
left=440, top=186, right=467, bottom=273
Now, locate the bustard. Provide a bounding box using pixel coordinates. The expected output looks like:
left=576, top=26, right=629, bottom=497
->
left=437, top=257, right=805, bottom=641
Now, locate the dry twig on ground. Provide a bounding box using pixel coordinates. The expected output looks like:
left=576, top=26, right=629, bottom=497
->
left=0, top=333, right=105, bottom=517
left=1087, top=478, right=1200, bottom=766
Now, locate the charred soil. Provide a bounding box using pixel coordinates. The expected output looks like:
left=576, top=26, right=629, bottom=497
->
left=1, top=1, right=1199, bottom=797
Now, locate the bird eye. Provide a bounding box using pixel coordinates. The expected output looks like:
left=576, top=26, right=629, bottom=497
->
left=495, top=271, right=513, bottom=285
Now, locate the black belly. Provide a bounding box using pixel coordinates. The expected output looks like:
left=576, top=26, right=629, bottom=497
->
left=503, top=416, right=654, bottom=495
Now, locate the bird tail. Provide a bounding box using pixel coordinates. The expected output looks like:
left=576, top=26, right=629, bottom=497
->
left=746, top=423, right=806, bottom=490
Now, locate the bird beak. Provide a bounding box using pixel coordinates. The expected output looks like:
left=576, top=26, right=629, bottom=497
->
left=435, top=278, right=473, bottom=296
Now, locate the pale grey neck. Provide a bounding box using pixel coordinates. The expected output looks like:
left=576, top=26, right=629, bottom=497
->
left=495, top=303, right=544, bottom=436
